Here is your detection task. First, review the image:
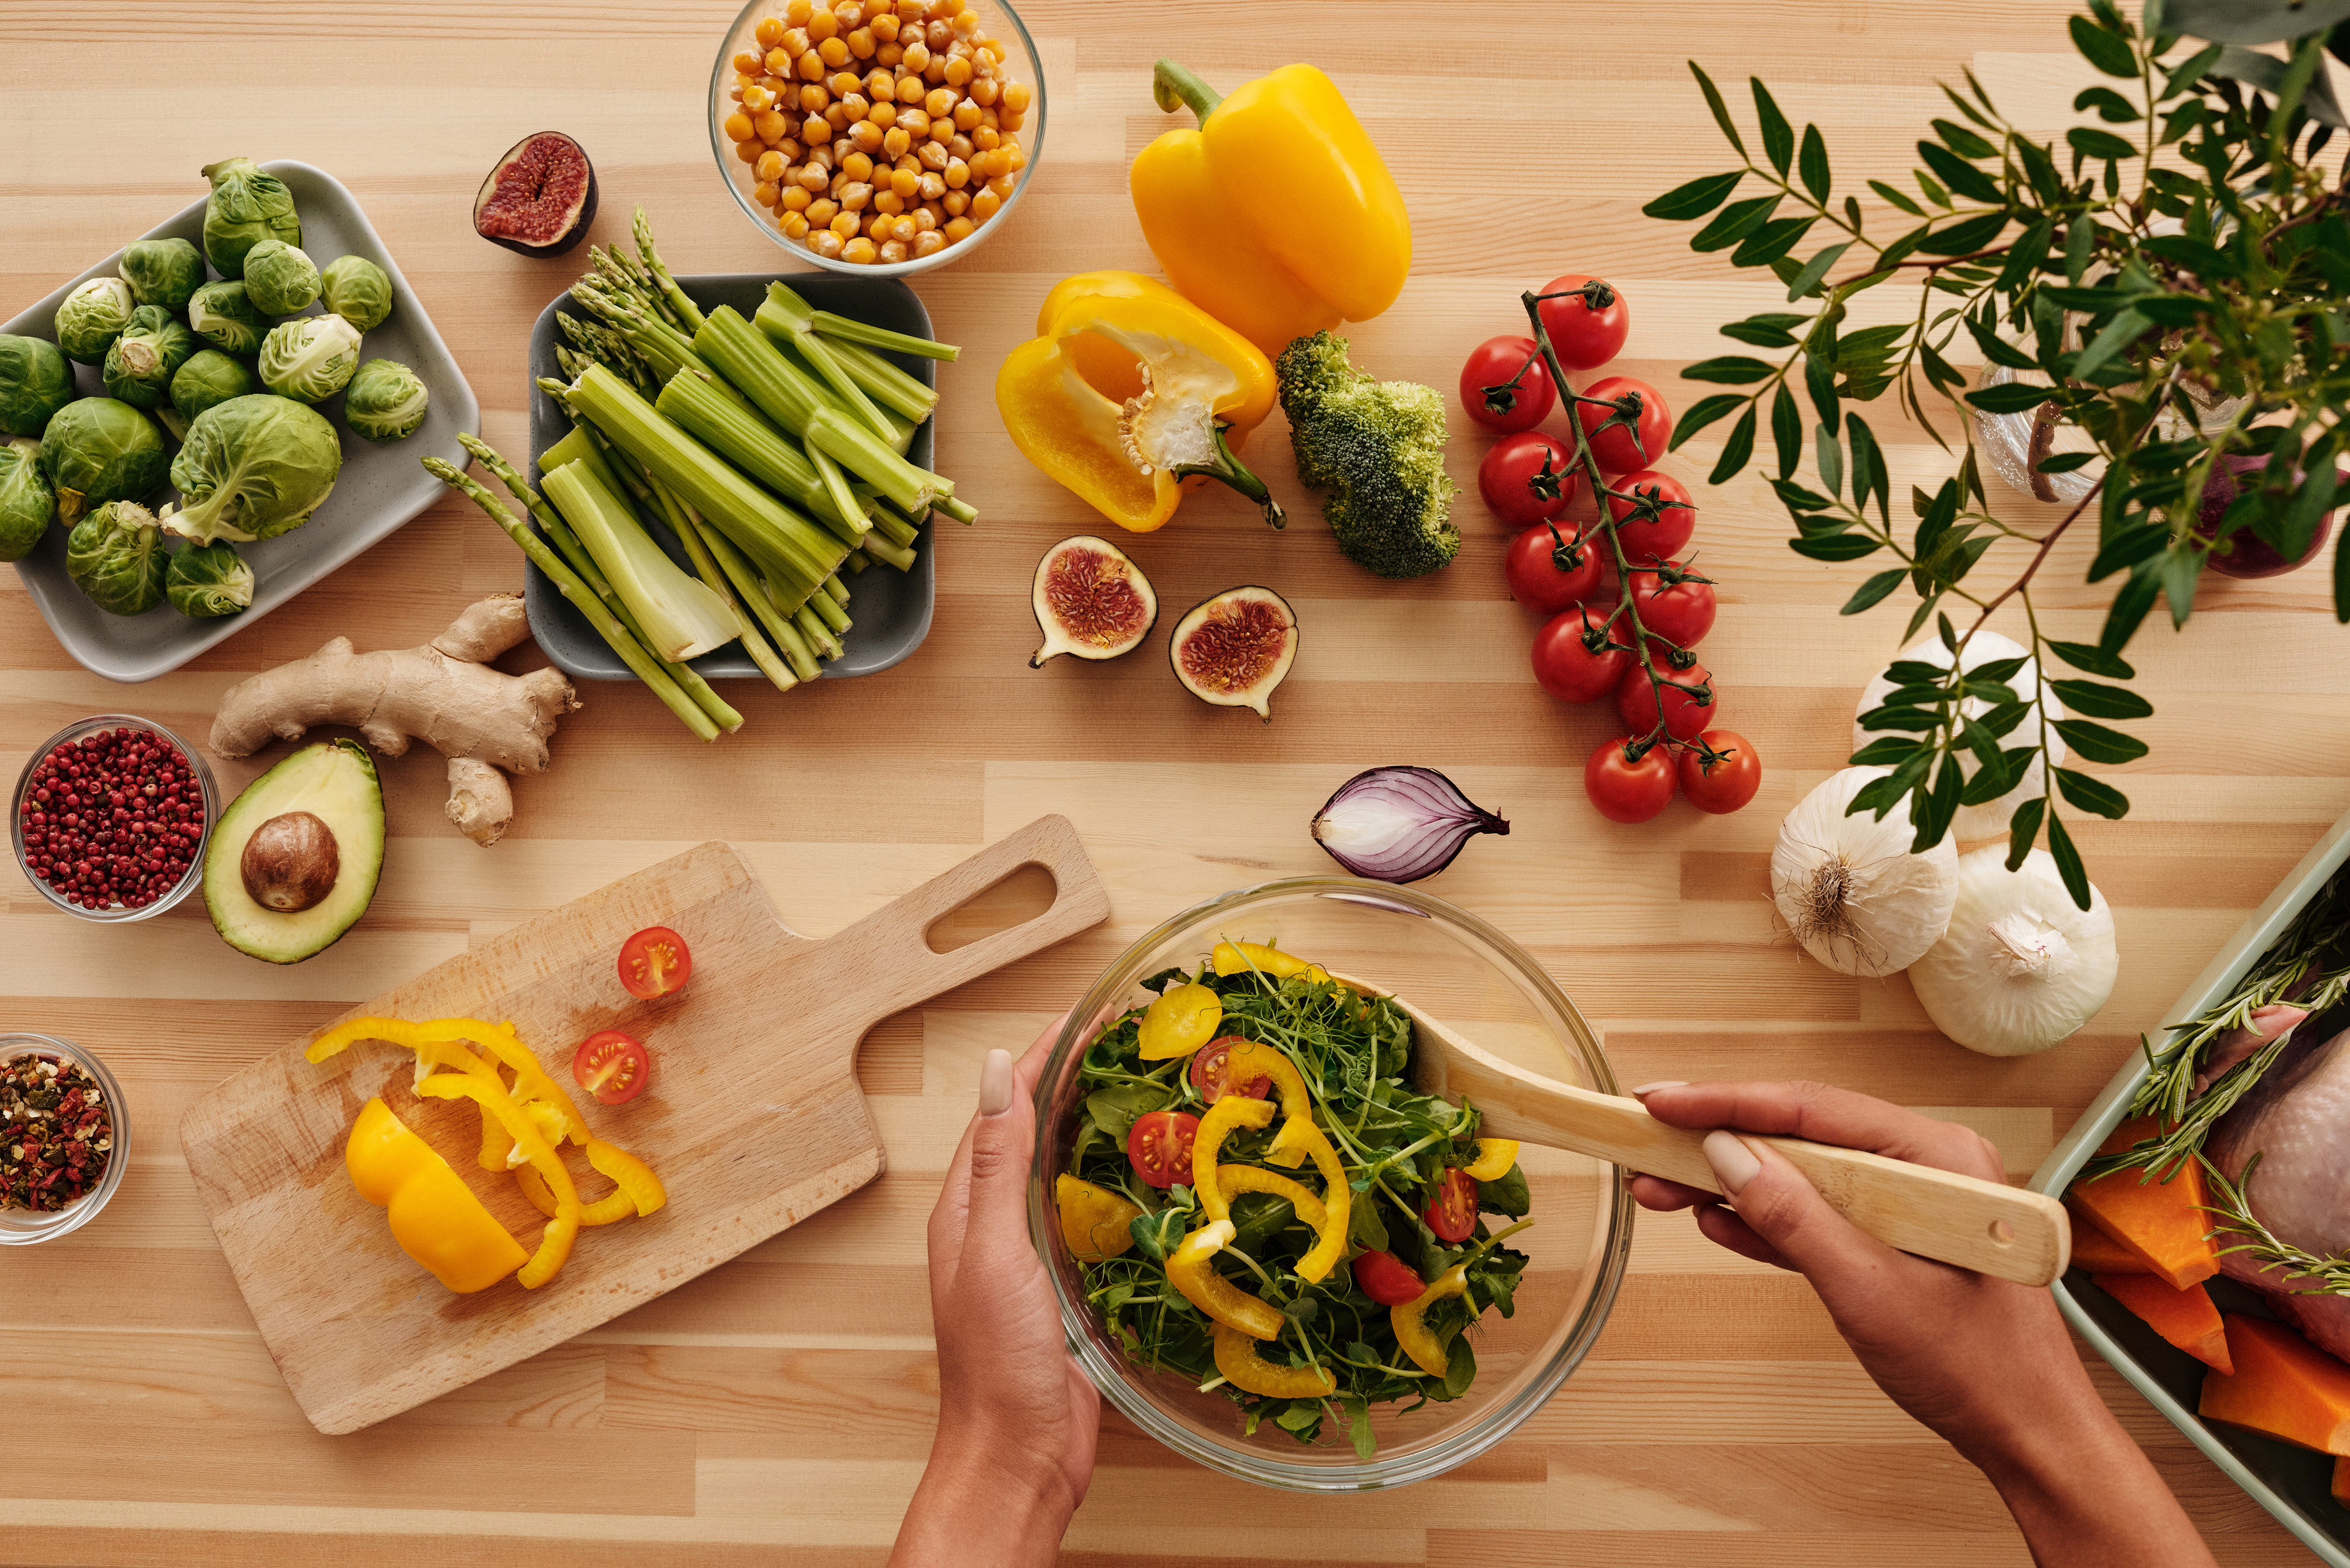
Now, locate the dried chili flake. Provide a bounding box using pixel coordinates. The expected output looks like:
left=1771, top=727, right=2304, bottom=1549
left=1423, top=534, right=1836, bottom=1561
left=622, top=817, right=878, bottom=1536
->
left=0, top=1054, right=112, bottom=1211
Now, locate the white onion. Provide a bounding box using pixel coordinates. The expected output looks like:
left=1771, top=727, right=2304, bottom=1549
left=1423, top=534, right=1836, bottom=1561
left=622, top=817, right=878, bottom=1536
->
left=1771, top=767, right=1960, bottom=977
left=1852, top=631, right=2067, bottom=840
left=1909, top=847, right=2117, bottom=1056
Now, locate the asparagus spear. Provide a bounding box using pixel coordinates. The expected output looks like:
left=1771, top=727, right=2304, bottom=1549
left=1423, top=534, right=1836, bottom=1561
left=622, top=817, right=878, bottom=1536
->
left=634, top=206, right=706, bottom=335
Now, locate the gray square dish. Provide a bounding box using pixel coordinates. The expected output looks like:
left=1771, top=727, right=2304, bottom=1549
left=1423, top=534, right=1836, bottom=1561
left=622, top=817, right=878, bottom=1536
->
left=524, top=273, right=934, bottom=681
left=4, top=160, right=480, bottom=683
left=2032, top=807, right=2350, bottom=1565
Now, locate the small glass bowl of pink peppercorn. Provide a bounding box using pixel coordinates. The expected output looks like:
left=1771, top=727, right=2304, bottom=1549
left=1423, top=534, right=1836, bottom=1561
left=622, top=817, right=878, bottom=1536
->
left=11, top=716, right=217, bottom=923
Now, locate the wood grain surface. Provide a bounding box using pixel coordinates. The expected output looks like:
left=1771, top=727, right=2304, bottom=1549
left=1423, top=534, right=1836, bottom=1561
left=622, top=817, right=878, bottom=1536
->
left=2, top=1, right=2344, bottom=1564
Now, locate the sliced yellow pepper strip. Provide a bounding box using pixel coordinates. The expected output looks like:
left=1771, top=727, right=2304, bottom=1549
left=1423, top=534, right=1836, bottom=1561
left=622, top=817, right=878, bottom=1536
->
left=1211, top=940, right=1331, bottom=986
left=1217, top=1165, right=1327, bottom=1228
left=1218, top=1039, right=1349, bottom=1279
left=1055, top=1172, right=1143, bottom=1262
left=586, top=1140, right=667, bottom=1217
left=467, top=1028, right=593, bottom=1146
left=345, top=1097, right=528, bottom=1293
left=416, top=1073, right=580, bottom=1289
left=1213, top=1321, right=1336, bottom=1399
left=308, top=1017, right=540, bottom=1172
left=1137, top=981, right=1224, bottom=1060
left=1277, top=1116, right=1350, bottom=1285
left=1462, top=1139, right=1520, bottom=1182
left=1223, top=1038, right=1309, bottom=1125
left=1192, top=1095, right=1276, bottom=1220
left=1393, top=1262, right=1471, bottom=1378
left=503, top=1101, right=572, bottom=1169
left=1167, top=1219, right=1285, bottom=1339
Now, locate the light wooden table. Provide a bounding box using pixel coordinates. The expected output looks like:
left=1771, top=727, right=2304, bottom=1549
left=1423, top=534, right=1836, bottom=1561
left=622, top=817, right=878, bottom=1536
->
left=3, top=3, right=2342, bottom=1564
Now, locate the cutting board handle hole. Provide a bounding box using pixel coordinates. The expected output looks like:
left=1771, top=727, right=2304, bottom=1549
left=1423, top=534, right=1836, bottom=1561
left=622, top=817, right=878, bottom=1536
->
left=924, top=861, right=1059, bottom=953
left=1989, top=1219, right=2015, bottom=1244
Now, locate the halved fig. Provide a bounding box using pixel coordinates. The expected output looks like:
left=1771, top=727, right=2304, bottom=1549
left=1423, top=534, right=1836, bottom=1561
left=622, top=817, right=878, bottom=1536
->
left=1032, top=535, right=1158, bottom=667
left=1169, top=585, right=1298, bottom=722
left=474, top=133, right=598, bottom=257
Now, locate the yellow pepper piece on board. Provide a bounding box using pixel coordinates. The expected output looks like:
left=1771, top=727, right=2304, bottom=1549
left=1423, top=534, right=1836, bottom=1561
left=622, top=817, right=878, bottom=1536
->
left=1217, top=1165, right=1328, bottom=1229
left=1393, top=1262, right=1471, bottom=1378
left=1213, top=1321, right=1336, bottom=1399
left=1138, top=981, right=1224, bottom=1060
left=587, top=1140, right=667, bottom=1217
left=417, top=1073, right=581, bottom=1290
left=344, top=1097, right=528, bottom=1294
left=1132, top=60, right=1410, bottom=356
left=1462, top=1139, right=1520, bottom=1183
left=1055, top=1173, right=1144, bottom=1262
left=1167, top=1219, right=1285, bottom=1339
left=309, top=1016, right=573, bottom=1168
left=1192, top=1095, right=1277, bottom=1220
left=996, top=270, right=1284, bottom=534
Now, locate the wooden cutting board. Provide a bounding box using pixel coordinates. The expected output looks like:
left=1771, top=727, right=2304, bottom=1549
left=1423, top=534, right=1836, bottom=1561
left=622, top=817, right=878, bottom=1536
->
left=180, top=815, right=1107, bottom=1435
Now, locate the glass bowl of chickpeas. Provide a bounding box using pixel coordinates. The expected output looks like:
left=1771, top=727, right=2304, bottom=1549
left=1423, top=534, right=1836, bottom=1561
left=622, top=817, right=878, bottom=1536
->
left=711, top=0, right=1043, bottom=274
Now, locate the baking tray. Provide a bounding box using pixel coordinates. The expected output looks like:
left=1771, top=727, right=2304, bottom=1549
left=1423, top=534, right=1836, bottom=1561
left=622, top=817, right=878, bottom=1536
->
left=524, top=274, right=934, bottom=681
left=4, top=160, right=480, bottom=683
left=2032, top=806, right=2350, bottom=1564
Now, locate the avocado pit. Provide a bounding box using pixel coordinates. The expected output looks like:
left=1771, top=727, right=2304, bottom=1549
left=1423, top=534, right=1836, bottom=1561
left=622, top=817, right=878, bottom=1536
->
left=240, top=810, right=340, bottom=912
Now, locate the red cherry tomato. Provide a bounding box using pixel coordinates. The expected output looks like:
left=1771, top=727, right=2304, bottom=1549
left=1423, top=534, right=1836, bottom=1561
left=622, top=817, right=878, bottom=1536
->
left=1605, top=470, right=1696, bottom=565
left=1505, top=522, right=1602, bottom=615
left=573, top=1029, right=651, bottom=1106
left=1479, top=431, right=1577, bottom=526
left=1585, top=737, right=1677, bottom=824
left=1678, top=729, right=1762, bottom=815
left=1615, top=659, right=1718, bottom=741
left=1459, top=335, right=1554, bottom=433
left=1531, top=604, right=1631, bottom=702
left=618, top=926, right=692, bottom=1000
left=1352, top=1249, right=1427, bottom=1306
left=1576, top=376, right=1672, bottom=475
left=1536, top=273, right=1631, bottom=370
left=1625, top=561, right=1718, bottom=649
left=1128, top=1110, right=1201, bottom=1188
left=1189, top=1036, right=1271, bottom=1104
left=1423, top=1168, right=1480, bottom=1244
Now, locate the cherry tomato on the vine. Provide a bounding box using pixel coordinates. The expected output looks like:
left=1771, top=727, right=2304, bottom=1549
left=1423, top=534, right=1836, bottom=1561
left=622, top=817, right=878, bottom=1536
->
left=1615, top=659, right=1718, bottom=741
left=1506, top=522, right=1602, bottom=615
left=1577, top=376, right=1673, bottom=475
left=1678, top=729, right=1763, bottom=815
left=618, top=925, right=692, bottom=1000
left=1531, top=604, right=1631, bottom=703
left=1536, top=273, right=1631, bottom=370
left=1479, top=430, right=1577, bottom=526
left=1459, top=335, right=1554, bottom=433
left=1188, top=1036, right=1271, bottom=1104
left=1605, top=470, right=1697, bottom=565
left=1423, top=1168, right=1480, bottom=1244
left=1353, top=1249, right=1428, bottom=1306
left=1625, top=560, right=1718, bottom=649
left=1128, top=1110, right=1201, bottom=1188
left=573, top=1030, right=651, bottom=1106
left=1585, top=736, right=1677, bottom=824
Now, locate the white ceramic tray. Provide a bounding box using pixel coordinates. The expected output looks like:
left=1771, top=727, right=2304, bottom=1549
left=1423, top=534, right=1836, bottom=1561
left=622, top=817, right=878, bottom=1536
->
left=4, top=160, right=479, bottom=683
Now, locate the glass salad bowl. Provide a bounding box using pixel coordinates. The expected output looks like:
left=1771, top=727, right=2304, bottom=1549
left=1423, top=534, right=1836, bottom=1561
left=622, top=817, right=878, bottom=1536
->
left=1028, top=877, right=1633, bottom=1490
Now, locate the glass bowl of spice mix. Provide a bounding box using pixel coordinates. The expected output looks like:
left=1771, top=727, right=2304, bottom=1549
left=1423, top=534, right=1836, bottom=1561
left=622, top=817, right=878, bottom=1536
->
left=0, top=1036, right=127, bottom=1242
left=11, top=716, right=216, bottom=922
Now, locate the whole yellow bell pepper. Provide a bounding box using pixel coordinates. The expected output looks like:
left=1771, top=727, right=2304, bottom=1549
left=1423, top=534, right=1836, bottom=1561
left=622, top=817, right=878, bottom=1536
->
left=344, top=1098, right=529, bottom=1295
left=1213, top=1322, right=1336, bottom=1399
left=1132, top=60, right=1411, bottom=358
left=996, top=270, right=1284, bottom=533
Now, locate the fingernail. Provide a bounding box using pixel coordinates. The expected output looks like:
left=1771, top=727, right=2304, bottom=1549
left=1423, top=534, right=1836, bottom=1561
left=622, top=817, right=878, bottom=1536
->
left=1702, top=1129, right=1761, bottom=1196
left=1629, top=1080, right=1688, bottom=1098
left=977, top=1048, right=1015, bottom=1117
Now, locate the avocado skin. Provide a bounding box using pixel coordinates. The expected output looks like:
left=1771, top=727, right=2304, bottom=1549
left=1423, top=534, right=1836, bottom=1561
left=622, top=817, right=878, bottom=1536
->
left=203, top=739, right=385, bottom=964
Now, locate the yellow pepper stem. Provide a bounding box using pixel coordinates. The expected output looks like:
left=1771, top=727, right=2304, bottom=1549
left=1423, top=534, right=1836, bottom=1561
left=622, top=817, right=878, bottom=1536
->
left=1167, top=1219, right=1285, bottom=1339
left=1213, top=1321, right=1335, bottom=1399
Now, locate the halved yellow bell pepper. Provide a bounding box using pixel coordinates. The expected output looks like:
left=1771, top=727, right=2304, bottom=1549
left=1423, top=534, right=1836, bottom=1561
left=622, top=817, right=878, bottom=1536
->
left=1138, top=980, right=1224, bottom=1060
left=1393, top=1262, right=1471, bottom=1378
left=344, top=1097, right=529, bottom=1294
left=1132, top=61, right=1411, bottom=357
left=1462, top=1139, right=1520, bottom=1182
left=1193, top=1096, right=1277, bottom=1219
left=996, top=270, right=1284, bottom=533
left=1055, top=1172, right=1143, bottom=1262
left=1214, top=1321, right=1336, bottom=1399
left=1167, top=1218, right=1285, bottom=1339
left=417, top=1073, right=581, bottom=1290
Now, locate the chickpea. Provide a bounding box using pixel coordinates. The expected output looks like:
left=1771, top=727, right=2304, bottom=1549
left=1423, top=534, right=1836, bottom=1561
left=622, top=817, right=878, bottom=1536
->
left=969, top=77, right=999, bottom=107
left=902, top=40, right=930, bottom=72
left=970, top=185, right=1001, bottom=220
left=1000, top=110, right=1024, bottom=132
left=951, top=10, right=978, bottom=36
left=918, top=140, right=950, bottom=171
left=874, top=188, right=907, bottom=215
left=843, top=236, right=878, bottom=264
left=942, top=188, right=969, bottom=216
left=918, top=169, right=946, bottom=200
left=925, top=19, right=951, bottom=49
left=891, top=166, right=921, bottom=199
left=842, top=149, right=875, bottom=181
left=948, top=131, right=974, bottom=158
left=1003, top=80, right=1033, bottom=115
left=753, top=179, right=780, bottom=205
left=807, top=8, right=838, bottom=39
left=865, top=211, right=894, bottom=238
left=811, top=230, right=847, bottom=259
left=816, top=36, right=848, bottom=66
left=755, top=149, right=787, bottom=181
left=884, top=125, right=912, bottom=158
left=826, top=102, right=852, bottom=129
left=943, top=215, right=975, bottom=243
left=895, top=0, right=922, bottom=19
left=755, top=17, right=786, bottom=47
left=923, top=86, right=957, bottom=118
left=987, top=170, right=1017, bottom=199
left=736, top=47, right=766, bottom=72
left=781, top=28, right=809, bottom=54
left=734, top=138, right=762, bottom=164
left=743, top=83, right=776, bottom=112
left=913, top=229, right=946, bottom=257
left=777, top=136, right=805, bottom=162
left=808, top=197, right=840, bottom=225
left=880, top=239, right=910, bottom=263
left=831, top=70, right=863, bottom=94
left=840, top=90, right=870, bottom=117
left=799, top=50, right=826, bottom=80
left=782, top=183, right=814, bottom=211
left=898, top=107, right=931, bottom=139
left=724, top=110, right=755, bottom=141
left=796, top=162, right=831, bottom=192
left=943, top=55, right=973, bottom=88
left=834, top=1, right=864, bottom=24
left=869, top=99, right=898, bottom=128
left=783, top=211, right=812, bottom=239
left=871, top=11, right=899, bottom=40
left=799, top=81, right=830, bottom=112
left=831, top=213, right=861, bottom=239
left=974, top=125, right=999, bottom=150
left=943, top=156, right=969, bottom=189
left=848, top=27, right=875, bottom=57
left=891, top=73, right=921, bottom=104
left=849, top=118, right=884, bottom=152
left=785, top=0, right=812, bottom=20
left=840, top=181, right=874, bottom=210
left=729, top=82, right=747, bottom=103
left=877, top=41, right=903, bottom=66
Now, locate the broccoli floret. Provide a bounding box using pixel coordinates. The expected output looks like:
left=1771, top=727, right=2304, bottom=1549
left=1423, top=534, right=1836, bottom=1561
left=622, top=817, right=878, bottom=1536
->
left=1275, top=331, right=1459, bottom=579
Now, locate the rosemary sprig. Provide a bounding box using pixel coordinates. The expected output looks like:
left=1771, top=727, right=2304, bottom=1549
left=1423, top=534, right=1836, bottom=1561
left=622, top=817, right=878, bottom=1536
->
left=2201, top=1152, right=2350, bottom=1297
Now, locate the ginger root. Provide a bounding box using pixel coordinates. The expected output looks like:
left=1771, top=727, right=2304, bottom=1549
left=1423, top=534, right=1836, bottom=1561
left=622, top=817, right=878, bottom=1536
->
left=209, top=594, right=579, bottom=847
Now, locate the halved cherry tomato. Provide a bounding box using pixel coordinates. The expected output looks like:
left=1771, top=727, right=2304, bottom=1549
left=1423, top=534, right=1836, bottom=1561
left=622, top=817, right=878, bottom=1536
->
left=1352, top=1249, right=1427, bottom=1306
left=1459, top=335, right=1554, bottom=433
left=1536, top=273, right=1631, bottom=370
left=1679, top=729, right=1763, bottom=815
left=1605, top=470, right=1696, bottom=565
left=1190, top=1036, right=1272, bottom=1104
left=1128, top=1110, right=1201, bottom=1188
left=1615, top=658, right=1718, bottom=742
left=1424, top=1168, right=1480, bottom=1244
left=573, top=1029, right=651, bottom=1106
left=618, top=926, right=692, bottom=1000
left=1576, top=375, right=1672, bottom=475
left=1506, top=521, right=1602, bottom=615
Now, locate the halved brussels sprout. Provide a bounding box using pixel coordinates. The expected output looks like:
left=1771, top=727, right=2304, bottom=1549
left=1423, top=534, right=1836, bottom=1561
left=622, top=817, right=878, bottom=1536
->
left=0, top=334, right=75, bottom=438
left=103, top=306, right=195, bottom=410
left=188, top=281, right=264, bottom=355
left=243, top=239, right=321, bottom=317
left=201, top=158, right=301, bottom=279
left=40, top=397, right=167, bottom=526
left=320, top=255, right=394, bottom=332
left=119, top=238, right=208, bottom=312
left=0, top=437, right=55, bottom=562
left=170, top=349, right=255, bottom=426
left=343, top=358, right=429, bottom=443
left=66, top=499, right=168, bottom=616
left=163, top=393, right=342, bottom=545
left=165, top=539, right=254, bottom=618
left=257, top=314, right=363, bottom=404
left=54, top=277, right=136, bottom=365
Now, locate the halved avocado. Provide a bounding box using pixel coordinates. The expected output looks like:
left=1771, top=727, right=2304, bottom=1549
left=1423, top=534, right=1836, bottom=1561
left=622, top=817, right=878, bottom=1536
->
left=204, top=740, right=384, bottom=964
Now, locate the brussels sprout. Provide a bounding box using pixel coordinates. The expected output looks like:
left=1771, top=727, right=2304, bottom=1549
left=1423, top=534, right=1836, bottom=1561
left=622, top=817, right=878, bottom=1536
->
left=200, top=158, right=301, bottom=279
left=102, top=306, right=195, bottom=410
left=65, top=499, right=168, bottom=616
left=257, top=314, right=363, bottom=404
left=187, top=281, right=264, bottom=355
left=320, top=255, right=394, bottom=332
left=0, top=334, right=75, bottom=438
left=40, top=398, right=167, bottom=525
left=156, top=406, right=190, bottom=442
left=165, top=540, right=254, bottom=618
left=243, top=239, right=321, bottom=317
left=54, top=276, right=136, bottom=365
left=0, top=437, right=55, bottom=562
left=163, top=394, right=342, bottom=545
left=342, top=358, right=430, bottom=443
left=169, top=349, right=255, bottom=426
left=118, top=238, right=208, bottom=312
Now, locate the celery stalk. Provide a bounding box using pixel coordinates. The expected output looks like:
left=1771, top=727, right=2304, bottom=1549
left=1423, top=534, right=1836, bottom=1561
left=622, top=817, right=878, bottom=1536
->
left=860, top=530, right=918, bottom=570
left=869, top=510, right=919, bottom=548
left=762, top=280, right=959, bottom=361
left=655, top=365, right=834, bottom=520
left=845, top=549, right=872, bottom=574
left=823, top=573, right=851, bottom=606
left=822, top=336, right=939, bottom=421
left=936, top=494, right=979, bottom=527
left=543, top=459, right=742, bottom=661
left=795, top=602, right=842, bottom=660
left=810, top=583, right=851, bottom=635
left=701, top=524, right=821, bottom=681
left=803, top=441, right=870, bottom=545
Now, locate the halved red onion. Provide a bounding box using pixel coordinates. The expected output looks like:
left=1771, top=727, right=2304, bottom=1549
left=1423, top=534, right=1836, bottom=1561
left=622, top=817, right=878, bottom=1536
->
left=1310, top=767, right=1508, bottom=884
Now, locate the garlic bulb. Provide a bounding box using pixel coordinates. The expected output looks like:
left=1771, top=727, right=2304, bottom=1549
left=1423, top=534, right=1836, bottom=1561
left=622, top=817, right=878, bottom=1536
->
left=1852, top=631, right=2067, bottom=840
left=1909, top=847, right=2117, bottom=1056
left=1771, top=767, right=1960, bottom=976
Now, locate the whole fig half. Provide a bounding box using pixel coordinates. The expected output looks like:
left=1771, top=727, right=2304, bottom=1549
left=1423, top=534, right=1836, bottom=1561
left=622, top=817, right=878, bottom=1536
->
left=1031, top=535, right=1157, bottom=667
left=474, top=133, right=598, bottom=257
left=1168, top=585, right=1298, bottom=722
